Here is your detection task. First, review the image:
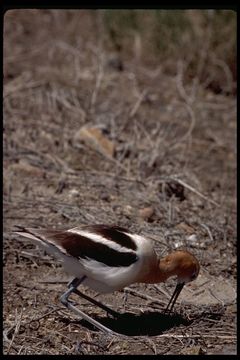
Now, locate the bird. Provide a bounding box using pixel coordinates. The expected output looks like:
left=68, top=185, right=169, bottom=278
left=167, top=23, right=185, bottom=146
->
left=14, top=224, right=200, bottom=335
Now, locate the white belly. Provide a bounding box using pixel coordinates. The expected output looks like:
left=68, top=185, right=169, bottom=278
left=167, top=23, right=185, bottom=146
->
left=81, top=277, right=122, bottom=293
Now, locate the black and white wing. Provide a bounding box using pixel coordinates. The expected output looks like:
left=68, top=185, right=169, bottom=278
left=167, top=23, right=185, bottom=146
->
left=14, top=225, right=142, bottom=292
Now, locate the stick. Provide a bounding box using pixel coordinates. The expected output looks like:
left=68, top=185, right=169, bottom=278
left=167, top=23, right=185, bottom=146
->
left=90, top=55, right=104, bottom=113
left=200, top=223, right=214, bottom=242
left=155, top=334, right=236, bottom=340
left=24, top=307, right=63, bottom=325
left=171, top=177, right=220, bottom=207
left=129, top=89, right=148, bottom=118
left=39, top=280, right=68, bottom=284
left=124, top=288, right=167, bottom=306
left=6, top=308, right=23, bottom=354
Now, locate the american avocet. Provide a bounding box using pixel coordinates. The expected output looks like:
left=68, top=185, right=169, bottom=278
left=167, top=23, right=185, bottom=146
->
left=14, top=224, right=200, bottom=335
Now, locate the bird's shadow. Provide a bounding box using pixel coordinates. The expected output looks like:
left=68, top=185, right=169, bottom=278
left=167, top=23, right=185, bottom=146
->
left=62, top=310, right=191, bottom=336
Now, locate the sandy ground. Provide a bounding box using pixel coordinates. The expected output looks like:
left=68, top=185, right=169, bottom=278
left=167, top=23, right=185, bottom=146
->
left=3, top=10, right=236, bottom=355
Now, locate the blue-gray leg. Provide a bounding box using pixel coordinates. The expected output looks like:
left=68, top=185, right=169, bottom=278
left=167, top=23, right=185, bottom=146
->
left=60, top=276, right=121, bottom=335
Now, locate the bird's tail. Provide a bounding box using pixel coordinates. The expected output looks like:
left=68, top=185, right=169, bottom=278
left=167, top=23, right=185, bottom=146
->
left=13, top=226, right=48, bottom=244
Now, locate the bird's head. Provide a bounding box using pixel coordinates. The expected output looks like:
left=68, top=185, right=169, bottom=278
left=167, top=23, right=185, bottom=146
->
left=160, top=250, right=200, bottom=313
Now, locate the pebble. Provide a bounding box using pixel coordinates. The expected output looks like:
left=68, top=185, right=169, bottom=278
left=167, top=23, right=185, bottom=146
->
left=74, top=126, right=115, bottom=158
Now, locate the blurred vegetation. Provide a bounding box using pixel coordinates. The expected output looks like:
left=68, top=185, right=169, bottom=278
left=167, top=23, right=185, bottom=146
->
left=100, top=10, right=236, bottom=95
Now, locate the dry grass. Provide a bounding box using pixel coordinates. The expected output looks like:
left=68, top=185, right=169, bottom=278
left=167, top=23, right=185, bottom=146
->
left=3, top=9, right=236, bottom=355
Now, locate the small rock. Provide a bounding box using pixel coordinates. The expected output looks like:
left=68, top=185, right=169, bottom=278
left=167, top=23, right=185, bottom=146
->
left=187, top=234, right=198, bottom=242
left=68, top=189, right=79, bottom=198
left=55, top=179, right=67, bottom=194
left=106, top=55, right=124, bottom=71
left=162, top=181, right=185, bottom=201
left=74, top=126, right=115, bottom=157
left=122, top=205, right=135, bottom=218
left=100, top=192, right=111, bottom=202
left=176, top=222, right=195, bottom=234
left=9, top=160, right=44, bottom=177
left=180, top=346, right=206, bottom=355
left=173, top=241, right=184, bottom=248
left=138, top=207, right=154, bottom=222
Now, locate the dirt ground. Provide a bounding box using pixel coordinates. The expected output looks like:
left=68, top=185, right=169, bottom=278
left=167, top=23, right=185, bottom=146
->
left=3, top=10, right=237, bottom=355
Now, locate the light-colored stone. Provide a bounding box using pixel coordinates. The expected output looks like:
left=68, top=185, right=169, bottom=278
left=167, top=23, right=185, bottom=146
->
left=176, top=222, right=195, bottom=234
left=8, top=160, right=44, bottom=177
left=74, top=126, right=115, bottom=157
left=138, top=207, right=154, bottom=221
left=180, top=346, right=206, bottom=355
left=187, top=234, right=198, bottom=242
left=122, top=205, right=135, bottom=217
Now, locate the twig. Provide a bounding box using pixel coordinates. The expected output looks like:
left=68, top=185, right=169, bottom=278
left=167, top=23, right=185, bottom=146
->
left=24, top=307, right=63, bottom=326
left=71, top=169, right=146, bottom=187
left=211, top=57, right=234, bottom=93
left=39, top=280, right=68, bottom=284
left=190, top=34, right=209, bottom=103
left=176, top=60, right=192, bottom=105
left=4, top=80, right=47, bottom=98
left=145, top=338, right=157, bottom=355
left=17, top=345, right=24, bottom=355
left=139, top=233, right=169, bottom=249
left=196, top=100, right=236, bottom=110
left=51, top=91, right=86, bottom=118
left=6, top=308, right=23, bottom=354
left=171, top=177, right=220, bottom=207
left=124, top=287, right=167, bottom=306
left=85, top=141, right=129, bottom=173
left=55, top=40, right=84, bottom=60
left=129, top=89, right=148, bottom=118
left=20, top=250, right=40, bottom=258
left=135, top=119, right=155, bottom=148
left=172, top=103, right=196, bottom=146
left=155, top=334, right=236, bottom=340
left=207, top=289, right=225, bottom=306
left=90, top=54, right=104, bottom=113
left=200, top=223, right=214, bottom=242
left=153, top=285, right=171, bottom=299
left=168, top=199, right=173, bottom=223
